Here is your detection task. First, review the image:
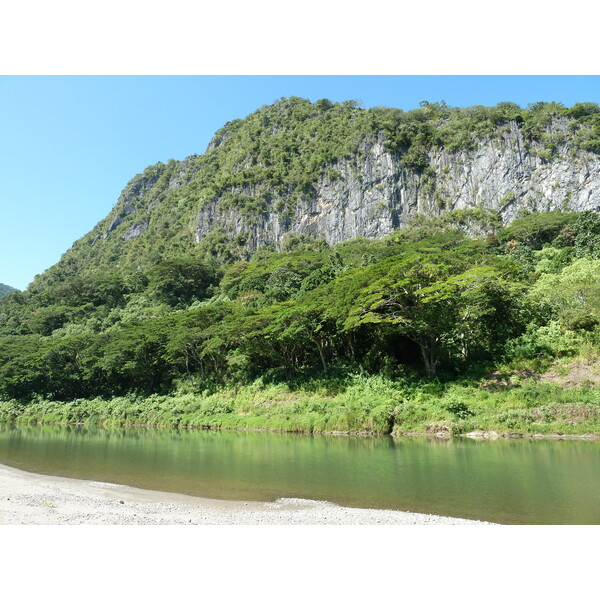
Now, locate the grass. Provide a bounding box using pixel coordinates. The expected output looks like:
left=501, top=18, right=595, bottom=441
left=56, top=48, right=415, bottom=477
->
left=2, top=366, right=600, bottom=437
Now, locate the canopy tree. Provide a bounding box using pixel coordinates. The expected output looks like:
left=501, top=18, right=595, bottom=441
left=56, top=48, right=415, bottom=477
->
left=343, top=249, right=525, bottom=377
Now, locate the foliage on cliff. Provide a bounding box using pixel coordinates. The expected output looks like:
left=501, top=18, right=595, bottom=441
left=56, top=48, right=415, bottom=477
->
left=29, top=98, right=600, bottom=290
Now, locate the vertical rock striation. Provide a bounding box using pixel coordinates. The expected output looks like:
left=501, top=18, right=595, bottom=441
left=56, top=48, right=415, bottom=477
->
left=190, top=124, right=600, bottom=249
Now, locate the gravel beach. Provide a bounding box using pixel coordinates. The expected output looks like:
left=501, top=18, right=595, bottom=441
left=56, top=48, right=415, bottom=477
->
left=0, top=463, right=493, bottom=525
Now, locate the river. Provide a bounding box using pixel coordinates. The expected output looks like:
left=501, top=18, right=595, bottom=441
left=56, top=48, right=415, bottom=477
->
left=1, top=424, right=599, bottom=524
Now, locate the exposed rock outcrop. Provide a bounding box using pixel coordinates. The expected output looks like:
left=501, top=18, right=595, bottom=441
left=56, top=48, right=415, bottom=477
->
left=51, top=105, right=600, bottom=282
left=190, top=124, right=600, bottom=250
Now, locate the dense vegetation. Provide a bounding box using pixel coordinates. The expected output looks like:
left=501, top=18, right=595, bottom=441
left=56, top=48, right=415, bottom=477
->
left=2, top=210, right=600, bottom=436
left=30, top=97, right=600, bottom=290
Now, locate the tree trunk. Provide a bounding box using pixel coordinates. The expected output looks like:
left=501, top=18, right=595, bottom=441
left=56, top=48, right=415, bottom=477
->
left=346, top=332, right=356, bottom=362
left=311, top=335, right=327, bottom=371
left=419, top=335, right=438, bottom=378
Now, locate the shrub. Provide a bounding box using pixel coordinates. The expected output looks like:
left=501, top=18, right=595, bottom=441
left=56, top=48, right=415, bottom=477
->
left=444, top=399, right=474, bottom=419
left=496, top=409, right=534, bottom=429
left=506, top=322, right=582, bottom=359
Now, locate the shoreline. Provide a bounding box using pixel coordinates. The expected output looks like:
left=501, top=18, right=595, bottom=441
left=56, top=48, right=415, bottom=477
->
left=3, top=418, right=600, bottom=441
left=0, top=463, right=493, bottom=525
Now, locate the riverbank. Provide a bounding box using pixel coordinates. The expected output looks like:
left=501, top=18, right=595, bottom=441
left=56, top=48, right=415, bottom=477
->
left=2, top=371, right=600, bottom=437
left=0, top=463, right=492, bottom=525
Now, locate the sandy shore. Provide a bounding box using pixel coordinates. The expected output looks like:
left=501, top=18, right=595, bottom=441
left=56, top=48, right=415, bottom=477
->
left=0, top=463, right=494, bottom=525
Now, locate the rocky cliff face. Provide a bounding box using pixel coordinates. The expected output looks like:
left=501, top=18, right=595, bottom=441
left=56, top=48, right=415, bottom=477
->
left=190, top=123, right=600, bottom=250
left=51, top=102, right=600, bottom=283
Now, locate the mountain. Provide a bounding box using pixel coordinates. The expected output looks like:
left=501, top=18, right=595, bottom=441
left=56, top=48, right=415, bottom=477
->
left=0, top=283, right=17, bottom=298
left=32, top=97, right=600, bottom=287
left=2, top=98, right=600, bottom=433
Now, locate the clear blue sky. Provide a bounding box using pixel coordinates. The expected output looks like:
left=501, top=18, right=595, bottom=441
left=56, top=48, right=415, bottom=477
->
left=1, top=75, right=599, bottom=290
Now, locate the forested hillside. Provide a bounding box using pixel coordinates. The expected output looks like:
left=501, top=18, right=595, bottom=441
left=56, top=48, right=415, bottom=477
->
left=2, top=209, right=600, bottom=436
left=31, top=98, right=600, bottom=290
left=2, top=98, right=600, bottom=435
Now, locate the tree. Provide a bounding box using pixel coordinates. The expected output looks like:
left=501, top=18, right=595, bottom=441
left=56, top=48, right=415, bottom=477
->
left=572, top=211, right=600, bottom=259
left=498, top=212, right=577, bottom=249
left=343, top=250, right=524, bottom=377
left=530, top=258, right=600, bottom=330
left=147, top=258, right=219, bottom=307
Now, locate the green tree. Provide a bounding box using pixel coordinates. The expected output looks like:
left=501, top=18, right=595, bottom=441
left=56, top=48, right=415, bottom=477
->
left=530, top=258, right=600, bottom=330
left=344, top=250, right=524, bottom=377
left=572, top=211, right=600, bottom=259
left=147, top=258, right=219, bottom=307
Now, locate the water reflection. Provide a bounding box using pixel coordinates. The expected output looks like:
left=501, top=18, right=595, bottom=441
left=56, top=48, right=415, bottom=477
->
left=1, top=424, right=600, bottom=524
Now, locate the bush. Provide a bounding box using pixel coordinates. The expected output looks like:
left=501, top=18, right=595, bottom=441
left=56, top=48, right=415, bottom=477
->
left=506, top=322, right=582, bottom=359
left=443, top=399, right=474, bottom=419
left=496, top=409, right=534, bottom=429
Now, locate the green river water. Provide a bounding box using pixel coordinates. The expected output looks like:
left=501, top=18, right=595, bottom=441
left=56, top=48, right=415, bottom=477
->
left=1, top=424, right=599, bottom=524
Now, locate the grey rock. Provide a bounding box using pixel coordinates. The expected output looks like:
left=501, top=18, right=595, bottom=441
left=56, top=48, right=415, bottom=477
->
left=192, top=125, right=600, bottom=249
left=101, top=119, right=600, bottom=252
left=122, top=221, right=149, bottom=241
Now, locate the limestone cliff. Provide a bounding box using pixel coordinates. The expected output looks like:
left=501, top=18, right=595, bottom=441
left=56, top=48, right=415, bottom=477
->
left=193, top=124, right=599, bottom=249
left=41, top=98, right=600, bottom=282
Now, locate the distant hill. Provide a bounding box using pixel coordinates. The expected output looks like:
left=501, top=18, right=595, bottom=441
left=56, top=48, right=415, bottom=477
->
left=0, top=283, right=17, bottom=298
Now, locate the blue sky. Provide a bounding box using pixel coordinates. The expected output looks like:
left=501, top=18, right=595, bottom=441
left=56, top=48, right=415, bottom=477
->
left=1, top=75, right=600, bottom=290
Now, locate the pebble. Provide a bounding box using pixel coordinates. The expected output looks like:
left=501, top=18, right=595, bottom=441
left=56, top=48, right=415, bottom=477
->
left=0, top=464, right=495, bottom=526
